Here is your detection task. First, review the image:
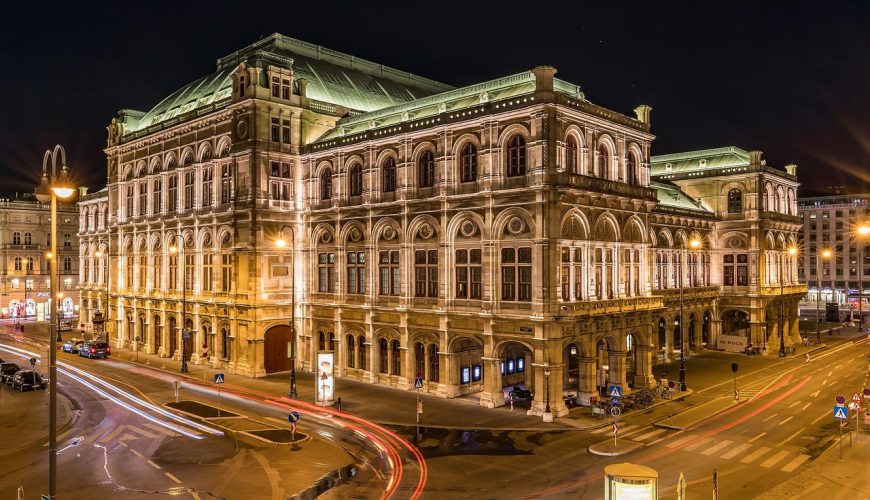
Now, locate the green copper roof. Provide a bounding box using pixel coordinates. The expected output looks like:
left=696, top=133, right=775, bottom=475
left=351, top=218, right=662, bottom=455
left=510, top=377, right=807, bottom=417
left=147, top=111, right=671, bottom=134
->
left=651, top=180, right=713, bottom=214
left=649, top=146, right=750, bottom=175
left=123, top=33, right=453, bottom=134
left=316, top=72, right=584, bottom=141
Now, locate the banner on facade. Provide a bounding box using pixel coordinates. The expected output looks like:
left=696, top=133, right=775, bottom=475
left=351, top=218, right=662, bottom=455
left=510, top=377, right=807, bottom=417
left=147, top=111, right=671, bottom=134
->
left=315, top=351, right=335, bottom=405
left=718, top=334, right=747, bottom=353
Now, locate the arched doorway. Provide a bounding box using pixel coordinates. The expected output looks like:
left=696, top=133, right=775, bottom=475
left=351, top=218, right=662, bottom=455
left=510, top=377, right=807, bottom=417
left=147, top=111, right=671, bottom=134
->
left=722, top=310, right=750, bottom=337
left=264, top=325, right=292, bottom=373
left=183, top=318, right=193, bottom=362
left=152, top=315, right=162, bottom=353
left=168, top=316, right=177, bottom=358
left=451, top=338, right=483, bottom=396
left=498, top=341, right=533, bottom=407
left=702, top=311, right=712, bottom=345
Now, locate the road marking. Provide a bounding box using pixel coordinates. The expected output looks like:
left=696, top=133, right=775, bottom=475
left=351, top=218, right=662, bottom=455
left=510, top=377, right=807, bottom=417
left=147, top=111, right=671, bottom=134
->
left=827, top=370, right=832, bottom=377
left=762, top=413, right=779, bottom=422
left=164, top=472, right=182, bottom=484
left=130, top=449, right=145, bottom=459
left=748, top=432, right=767, bottom=443
left=788, top=401, right=801, bottom=408
left=779, top=416, right=794, bottom=426
left=684, top=437, right=715, bottom=452
left=635, top=428, right=667, bottom=441
left=779, top=427, right=806, bottom=447
left=810, top=411, right=828, bottom=425
left=830, top=380, right=837, bottom=386
left=619, top=425, right=648, bottom=438
left=147, top=460, right=161, bottom=470
left=99, top=426, right=127, bottom=443
left=780, top=454, right=811, bottom=473
left=740, top=446, right=771, bottom=464
left=118, top=442, right=127, bottom=448
left=594, top=424, right=636, bottom=435
left=666, top=435, right=695, bottom=449
left=801, top=402, right=812, bottom=411
left=128, top=426, right=159, bottom=439
left=821, top=379, right=828, bottom=386
left=810, top=390, right=820, bottom=397
left=143, top=423, right=178, bottom=437
left=720, top=443, right=752, bottom=459
left=702, top=439, right=733, bottom=456
left=760, top=450, right=790, bottom=468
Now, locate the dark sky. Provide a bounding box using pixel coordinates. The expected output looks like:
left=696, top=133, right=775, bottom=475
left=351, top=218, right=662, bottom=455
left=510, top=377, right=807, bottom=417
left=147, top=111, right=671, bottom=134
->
left=2, top=0, right=867, bottom=197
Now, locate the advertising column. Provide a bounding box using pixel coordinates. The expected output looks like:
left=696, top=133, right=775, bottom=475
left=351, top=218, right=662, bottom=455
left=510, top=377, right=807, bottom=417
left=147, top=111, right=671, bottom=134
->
left=316, top=351, right=335, bottom=406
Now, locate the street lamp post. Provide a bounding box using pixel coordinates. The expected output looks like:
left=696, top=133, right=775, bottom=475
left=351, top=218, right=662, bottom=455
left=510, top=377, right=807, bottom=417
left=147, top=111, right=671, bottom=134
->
left=96, top=243, right=111, bottom=343
left=170, top=236, right=189, bottom=373
left=678, top=237, right=701, bottom=392
left=816, top=249, right=832, bottom=342
left=857, top=224, right=870, bottom=333
left=779, top=246, right=798, bottom=358
left=276, top=227, right=297, bottom=399
left=34, top=144, right=75, bottom=500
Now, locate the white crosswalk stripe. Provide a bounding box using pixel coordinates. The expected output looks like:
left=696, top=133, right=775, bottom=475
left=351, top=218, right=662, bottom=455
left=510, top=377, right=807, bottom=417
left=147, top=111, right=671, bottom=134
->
left=720, top=443, right=752, bottom=459
left=740, top=446, right=771, bottom=464
left=702, top=439, right=733, bottom=456
left=760, top=450, right=791, bottom=468
left=635, top=428, right=667, bottom=441
left=666, top=435, right=695, bottom=449
left=779, top=454, right=811, bottom=472
left=684, top=437, right=715, bottom=452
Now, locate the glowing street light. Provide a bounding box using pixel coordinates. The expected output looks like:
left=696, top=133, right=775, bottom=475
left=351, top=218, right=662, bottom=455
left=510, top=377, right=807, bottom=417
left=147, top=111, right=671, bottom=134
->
left=779, top=246, right=799, bottom=358
left=816, top=248, right=833, bottom=341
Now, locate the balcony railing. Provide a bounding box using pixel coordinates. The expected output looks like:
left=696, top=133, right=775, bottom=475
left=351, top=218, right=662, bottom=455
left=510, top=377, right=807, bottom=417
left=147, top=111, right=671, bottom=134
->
left=560, top=172, right=658, bottom=201
left=760, top=283, right=808, bottom=296
left=558, top=296, right=664, bottom=317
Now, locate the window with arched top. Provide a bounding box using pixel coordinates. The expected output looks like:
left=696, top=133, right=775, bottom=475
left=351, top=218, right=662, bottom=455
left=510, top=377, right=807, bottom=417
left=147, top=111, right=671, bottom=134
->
left=382, top=158, right=397, bottom=193
left=379, top=338, right=388, bottom=373
left=349, top=164, right=363, bottom=197
left=24, top=232, right=31, bottom=245
left=507, top=135, right=526, bottom=177
left=597, top=144, right=611, bottom=179
left=626, top=151, right=638, bottom=185
left=418, top=151, right=435, bottom=188
left=565, top=136, right=578, bottom=173
left=727, top=189, right=743, bottom=213
left=12, top=232, right=20, bottom=245
left=391, top=339, right=401, bottom=376
left=320, top=169, right=333, bottom=200
left=460, top=143, right=478, bottom=182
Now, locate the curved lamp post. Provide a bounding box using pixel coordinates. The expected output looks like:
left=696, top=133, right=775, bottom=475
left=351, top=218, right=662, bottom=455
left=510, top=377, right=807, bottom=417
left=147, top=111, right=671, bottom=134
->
left=276, top=226, right=297, bottom=399
left=678, top=237, right=701, bottom=392
left=34, top=144, right=75, bottom=500
left=169, top=235, right=189, bottom=373
left=779, top=246, right=798, bottom=358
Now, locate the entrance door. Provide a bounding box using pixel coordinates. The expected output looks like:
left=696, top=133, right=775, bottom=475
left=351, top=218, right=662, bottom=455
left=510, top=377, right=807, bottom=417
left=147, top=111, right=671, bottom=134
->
left=264, top=325, right=292, bottom=373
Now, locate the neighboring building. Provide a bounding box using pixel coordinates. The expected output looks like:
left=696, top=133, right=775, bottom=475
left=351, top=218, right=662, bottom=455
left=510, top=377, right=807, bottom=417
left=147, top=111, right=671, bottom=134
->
left=1, top=193, right=80, bottom=322
left=80, top=33, right=804, bottom=418
left=797, top=193, right=870, bottom=311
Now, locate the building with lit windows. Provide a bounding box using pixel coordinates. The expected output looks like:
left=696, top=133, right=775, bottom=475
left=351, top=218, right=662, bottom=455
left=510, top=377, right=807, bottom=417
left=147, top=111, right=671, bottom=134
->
left=797, top=193, right=870, bottom=314
left=79, top=33, right=804, bottom=417
left=1, top=193, right=80, bottom=322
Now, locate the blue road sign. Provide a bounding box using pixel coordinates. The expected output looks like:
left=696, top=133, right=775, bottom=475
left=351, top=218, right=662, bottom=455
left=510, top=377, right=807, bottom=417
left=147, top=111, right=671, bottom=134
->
left=833, top=406, right=849, bottom=420
left=414, top=376, right=423, bottom=389
left=287, top=411, right=300, bottom=423
left=608, top=385, right=623, bottom=398
left=213, top=373, right=225, bottom=384
left=611, top=397, right=621, bottom=406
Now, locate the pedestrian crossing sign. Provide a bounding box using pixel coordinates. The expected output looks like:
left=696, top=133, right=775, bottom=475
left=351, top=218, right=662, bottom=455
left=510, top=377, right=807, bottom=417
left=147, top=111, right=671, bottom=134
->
left=833, top=405, right=848, bottom=420
left=607, top=385, right=623, bottom=398
left=214, top=373, right=225, bottom=384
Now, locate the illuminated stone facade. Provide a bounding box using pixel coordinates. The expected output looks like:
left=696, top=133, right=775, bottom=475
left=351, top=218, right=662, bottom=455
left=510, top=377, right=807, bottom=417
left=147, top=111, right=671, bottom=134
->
left=79, top=34, right=804, bottom=417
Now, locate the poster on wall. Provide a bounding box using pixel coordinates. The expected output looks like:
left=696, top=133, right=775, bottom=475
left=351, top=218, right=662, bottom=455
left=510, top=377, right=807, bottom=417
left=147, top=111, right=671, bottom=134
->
left=36, top=302, right=45, bottom=322
left=315, top=351, right=335, bottom=406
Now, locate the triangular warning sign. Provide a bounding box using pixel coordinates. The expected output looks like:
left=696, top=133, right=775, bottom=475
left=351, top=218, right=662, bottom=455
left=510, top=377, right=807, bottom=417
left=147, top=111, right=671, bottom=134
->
left=834, top=407, right=847, bottom=419
left=214, top=374, right=224, bottom=383
left=609, top=386, right=621, bottom=397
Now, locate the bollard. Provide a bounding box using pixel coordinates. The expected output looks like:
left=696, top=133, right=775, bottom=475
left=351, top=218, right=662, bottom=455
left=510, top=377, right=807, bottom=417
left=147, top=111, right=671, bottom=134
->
left=337, top=397, right=342, bottom=412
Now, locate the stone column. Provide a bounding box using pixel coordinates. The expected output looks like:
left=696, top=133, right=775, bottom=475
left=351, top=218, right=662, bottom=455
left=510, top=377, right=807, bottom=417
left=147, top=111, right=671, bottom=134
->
left=444, top=353, right=460, bottom=397
left=765, top=320, right=778, bottom=355
left=790, top=315, right=802, bottom=346
left=479, top=357, right=504, bottom=408
left=577, top=357, right=598, bottom=405
left=608, top=349, right=627, bottom=389
left=634, top=345, right=655, bottom=388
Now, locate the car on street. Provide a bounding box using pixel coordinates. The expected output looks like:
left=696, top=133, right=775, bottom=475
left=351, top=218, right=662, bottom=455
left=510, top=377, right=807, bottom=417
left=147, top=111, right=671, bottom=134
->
left=11, top=370, right=46, bottom=391
left=79, top=341, right=111, bottom=359
left=0, top=362, right=20, bottom=385
left=61, top=339, right=85, bottom=354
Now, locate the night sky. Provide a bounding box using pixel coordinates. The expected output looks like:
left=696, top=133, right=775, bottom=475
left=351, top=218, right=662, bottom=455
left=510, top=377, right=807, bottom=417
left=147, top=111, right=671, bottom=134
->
left=2, top=1, right=867, bottom=197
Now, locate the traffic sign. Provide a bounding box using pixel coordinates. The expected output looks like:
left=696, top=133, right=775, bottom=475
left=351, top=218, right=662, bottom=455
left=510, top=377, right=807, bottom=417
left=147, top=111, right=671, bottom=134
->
left=835, top=394, right=846, bottom=405
left=612, top=422, right=618, bottom=436
left=864, top=387, right=870, bottom=399
left=611, top=397, right=621, bottom=406
left=607, top=385, right=623, bottom=398
left=287, top=410, right=300, bottom=423
left=851, top=393, right=861, bottom=403
left=414, top=375, right=423, bottom=389
left=833, top=406, right=849, bottom=420
left=213, top=373, right=225, bottom=384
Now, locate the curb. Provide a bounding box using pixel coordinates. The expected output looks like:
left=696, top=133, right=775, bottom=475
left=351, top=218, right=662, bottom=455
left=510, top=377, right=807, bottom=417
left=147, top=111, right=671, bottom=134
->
left=587, top=439, right=644, bottom=456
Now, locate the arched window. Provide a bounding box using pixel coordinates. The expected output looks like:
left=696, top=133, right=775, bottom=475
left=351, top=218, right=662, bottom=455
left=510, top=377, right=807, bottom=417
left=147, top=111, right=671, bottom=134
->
left=24, top=232, right=32, bottom=245
left=598, top=144, right=611, bottom=179
left=320, top=169, right=333, bottom=200
left=63, top=257, right=71, bottom=272
left=460, top=143, right=477, bottom=182
left=428, top=343, right=439, bottom=382
left=221, top=326, right=230, bottom=361
left=625, top=151, right=638, bottom=185
left=565, top=136, right=578, bottom=173
left=27, top=257, right=34, bottom=271
left=12, top=232, right=20, bottom=245
left=13, top=257, right=21, bottom=271
left=346, top=335, right=355, bottom=368
left=318, top=331, right=325, bottom=351
left=358, top=335, right=367, bottom=370
left=349, top=164, right=363, bottom=197
left=379, top=338, right=388, bottom=373
left=507, top=135, right=526, bottom=177
left=390, top=339, right=401, bottom=376
left=382, top=158, right=397, bottom=193
left=418, top=151, right=435, bottom=188
left=727, top=188, right=743, bottom=213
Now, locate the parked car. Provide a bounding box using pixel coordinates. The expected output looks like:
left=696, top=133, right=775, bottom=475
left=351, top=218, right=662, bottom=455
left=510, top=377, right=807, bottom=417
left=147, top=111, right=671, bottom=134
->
left=11, top=370, right=46, bottom=391
left=62, top=339, right=85, bottom=354
left=79, top=341, right=111, bottom=359
left=0, top=362, right=20, bottom=384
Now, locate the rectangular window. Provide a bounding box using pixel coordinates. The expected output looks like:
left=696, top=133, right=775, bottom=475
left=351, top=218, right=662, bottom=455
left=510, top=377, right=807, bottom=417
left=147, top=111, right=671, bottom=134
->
left=138, top=183, right=147, bottom=216
left=455, top=249, right=482, bottom=299
left=736, top=254, right=749, bottom=286
left=202, top=168, right=213, bottom=207
left=271, top=117, right=280, bottom=142
left=152, top=178, right=162, bottom=214
left=221, top=165, right=232, bottom=204
left=168, top=175, right=178, bottom=213
left=202, top=253, right=213, bottom=291
left=184, top=171, right=195, bottom=209
left=221, top=253, right=232, bottom=292
left=501, top=248, right=516, bottom=301
left=282, top=120, right=291, bottom=143
left=184, top=254, right=194, bottom=290
left=379, top=250, right=400, bottom=296
left=169, top=255, right=178, bottom=289
left=414, top=250, right=438, bottom=297
left=271, top=76, right=280, bottom=97
left=126, top=185, right=134, bottom=218
left=347, top=251, right=366, bottom=294
left=318, top=252, right=335, bottom=293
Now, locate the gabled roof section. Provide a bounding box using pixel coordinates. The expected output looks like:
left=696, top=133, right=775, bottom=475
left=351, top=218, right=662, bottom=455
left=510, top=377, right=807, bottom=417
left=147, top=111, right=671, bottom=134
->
left=314, top=71, right=585, bottom=142
left=651, top=180, right=714, bottom=215
left=122, top=33, right=454, bottom=135
left=650, top=146, right=750, bottom=176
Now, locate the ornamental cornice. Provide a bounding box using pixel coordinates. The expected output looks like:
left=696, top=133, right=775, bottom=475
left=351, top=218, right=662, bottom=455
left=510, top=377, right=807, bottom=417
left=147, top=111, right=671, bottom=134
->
left=115, top=106, right=241, bottom=154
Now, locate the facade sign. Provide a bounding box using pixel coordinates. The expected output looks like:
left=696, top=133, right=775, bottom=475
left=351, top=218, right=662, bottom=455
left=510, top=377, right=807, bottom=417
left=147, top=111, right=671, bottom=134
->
left=315, top=351, right=335, bottom=404
left=718, top=334, right=748, bottom=353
